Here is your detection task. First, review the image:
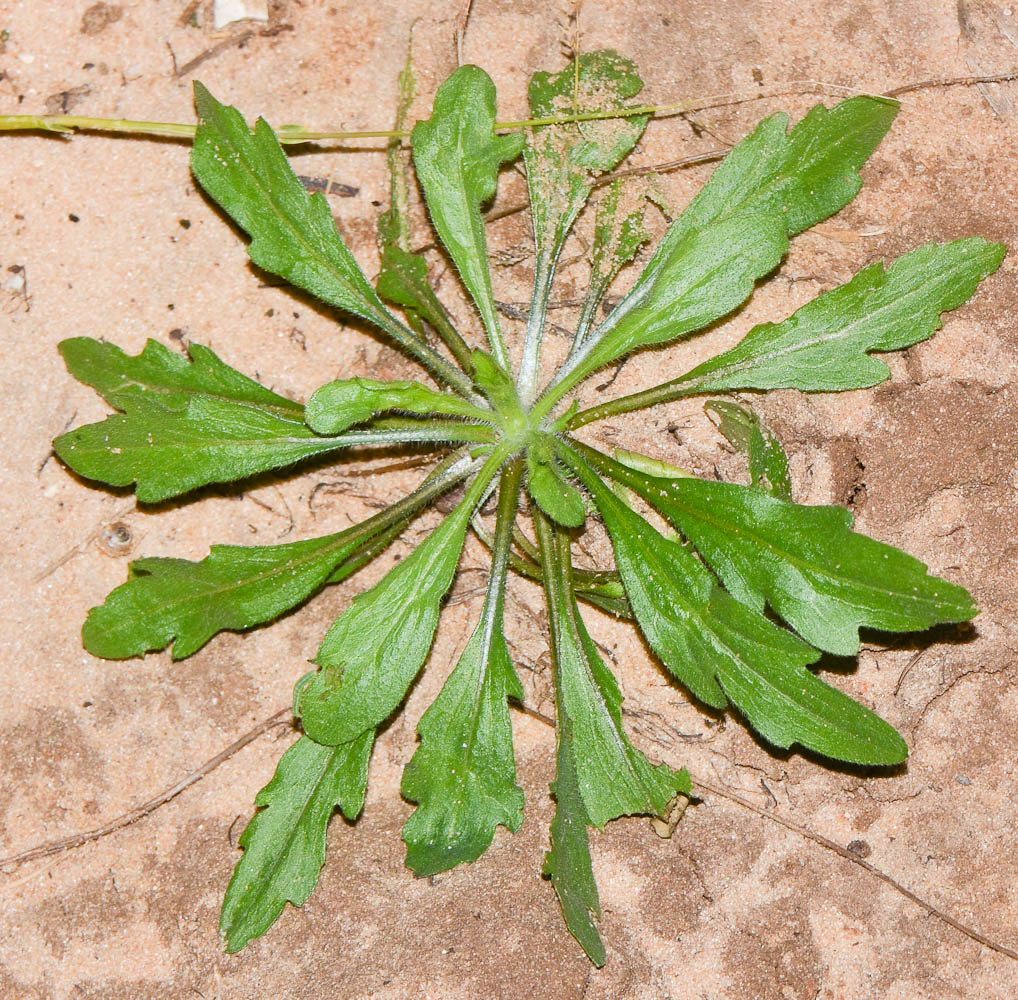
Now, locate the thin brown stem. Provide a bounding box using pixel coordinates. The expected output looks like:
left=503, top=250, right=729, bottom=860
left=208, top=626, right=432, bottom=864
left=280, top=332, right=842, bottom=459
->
left=3, top=701, right=1014, bottom=963
left=692, top=775, right=1018, bottom=962
left=512, top=702, right=1018, bottom=963
left=0, top=709, right=292, bottom=873
left=884, top=70, right=1018, bottom=97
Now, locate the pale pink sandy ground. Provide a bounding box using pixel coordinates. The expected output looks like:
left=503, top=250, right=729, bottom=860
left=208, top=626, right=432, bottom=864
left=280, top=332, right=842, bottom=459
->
left=2, top=2, right=1018, bottom=997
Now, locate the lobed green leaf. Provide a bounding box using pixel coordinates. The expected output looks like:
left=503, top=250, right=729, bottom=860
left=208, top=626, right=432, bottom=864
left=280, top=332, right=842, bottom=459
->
left=566, top=444, right=908, bottom=764
left=527, top=435, right=586, bottom=528
left=536, top=514, right=688, bottom=828
left=676, top=238, right=1007, bottom=394
left=295, top=512, right=472, bottom=746
left=672, top=96, right=898, bottom=242
left=220, top=732, right=374, bottom=952
left=586, top=446, right=977, bottom=657
left=402, top=460, right=525, bottom=876
left=191, top=83, right=471, bottom=396
left=295, top=448, right=508, bottom=746
left=547, top=211, right=788, bottom=408
left=191, top=82, right=389, bottom=329
left=536, top=513, right=690, bottom=964
left=77, top=449, right=478, bottom=660
left=55, top=390, right=481, bottom=503
left=411, top=65, right=524, bottom=367
left=400, top=605, right=524, bottom=876
left=59, top=337, right=302, bottom=419
left=83, top=529, right=397, bottom=660
left=55, top=391, right=348, bottom=503
left=543, top=725, right=606, bottom=967
left=305, top=377, right=491, bottom=435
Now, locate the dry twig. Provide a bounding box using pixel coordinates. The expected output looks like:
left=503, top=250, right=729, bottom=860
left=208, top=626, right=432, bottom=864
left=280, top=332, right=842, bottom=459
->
left=3, top=700, right=1014, bottom=963
left=0, top=709, right=292, bottom=872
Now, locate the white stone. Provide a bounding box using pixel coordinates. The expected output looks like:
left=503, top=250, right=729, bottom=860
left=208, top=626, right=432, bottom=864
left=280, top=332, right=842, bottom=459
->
left=213, top=0, right=268, bottom=30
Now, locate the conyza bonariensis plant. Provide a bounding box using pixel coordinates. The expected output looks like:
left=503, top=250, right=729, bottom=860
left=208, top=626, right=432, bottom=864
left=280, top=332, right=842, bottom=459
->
left=53, top=52, right=1003, bottom=964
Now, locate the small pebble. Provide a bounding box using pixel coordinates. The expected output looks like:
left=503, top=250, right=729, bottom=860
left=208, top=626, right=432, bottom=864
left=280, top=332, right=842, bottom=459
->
left=214, top=0, right=268, bottom=29
left=97, top=521, right=134, bottom=556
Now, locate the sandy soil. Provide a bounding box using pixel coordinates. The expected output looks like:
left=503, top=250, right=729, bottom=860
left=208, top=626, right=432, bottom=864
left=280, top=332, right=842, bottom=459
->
left=2, top=1, right=1017, bottom=997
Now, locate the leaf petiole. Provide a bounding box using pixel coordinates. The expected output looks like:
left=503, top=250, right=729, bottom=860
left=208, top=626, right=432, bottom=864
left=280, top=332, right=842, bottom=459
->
left=469, top=516, right=632, bottom=619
